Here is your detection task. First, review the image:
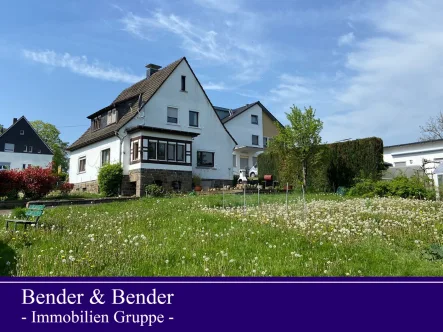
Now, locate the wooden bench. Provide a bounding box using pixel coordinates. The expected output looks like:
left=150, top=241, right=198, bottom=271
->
left=5, top=205, right=45, bottom=230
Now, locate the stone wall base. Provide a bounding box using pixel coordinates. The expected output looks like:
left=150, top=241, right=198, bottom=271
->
left=72, top=180, right=99, bottom=194
left=126, top=169, right=193, bottom=197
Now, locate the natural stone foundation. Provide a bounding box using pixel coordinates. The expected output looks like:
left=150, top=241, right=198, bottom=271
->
left=126, top=169, right=193, bottom=197
left=72, top=180, right=99, bottom=193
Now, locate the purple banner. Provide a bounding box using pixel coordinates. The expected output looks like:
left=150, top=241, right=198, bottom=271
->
left=0, top=278, right=441, bottom=331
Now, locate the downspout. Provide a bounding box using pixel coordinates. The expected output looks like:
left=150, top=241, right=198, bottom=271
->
left=115, top=129, right=128, bottom=195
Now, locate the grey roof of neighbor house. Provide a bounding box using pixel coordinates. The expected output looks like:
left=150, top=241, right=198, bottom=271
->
left=384, top=138, right=443, bottom=149
left=67, top=57, right=237, bottom=151
left=214, top=101, right=283, bottom=127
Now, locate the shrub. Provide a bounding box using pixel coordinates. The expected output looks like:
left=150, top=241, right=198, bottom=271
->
left=259, top=137, right=384, bottom=192
left=11, top=207, right=26, bottom=219
left=145, top=184, right=164, bottom=197
left=0, top=169, right=23, bottom=199
left=232, top=175, right=239, bottom=187
left=57, top=182, right=74, bottom=195
left=21, top=166, right=59, bottom=199
left=347, top=176, right=435, bottom=200
left=192, top=175, right=202, bottom=186
left=97, top=163, right=123, bottom=197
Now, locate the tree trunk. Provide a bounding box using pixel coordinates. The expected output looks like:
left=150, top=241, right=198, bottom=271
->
left=302, top=160, right=307, bottom=191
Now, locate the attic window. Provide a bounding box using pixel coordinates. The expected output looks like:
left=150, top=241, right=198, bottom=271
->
left=92, top=116, right=101, bottom=130
left=20, top=130, right=24, bottom=135
left=251, top=115, right=258, bottom=125
left=181, top=76, right=186, bottom=91
left=107, top=109, right=117, bottom=125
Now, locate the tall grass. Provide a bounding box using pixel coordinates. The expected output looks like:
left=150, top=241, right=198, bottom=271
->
left=0, top=193, right=442, bottom=276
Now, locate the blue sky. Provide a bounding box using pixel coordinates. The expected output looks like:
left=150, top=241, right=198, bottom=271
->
left=1, top=0, right=442, bottom=146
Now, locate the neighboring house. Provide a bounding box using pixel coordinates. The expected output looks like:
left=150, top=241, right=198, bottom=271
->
left=383, top=139, right=443, bottom=184
left=66, top=57, right=237, bottom=196
left=214, top=102, right=282, bottom=176
left=0, top=116, right=53, bottom=170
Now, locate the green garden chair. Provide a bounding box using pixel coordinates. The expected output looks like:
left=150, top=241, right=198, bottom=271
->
left=5, top=205, right=45, bottom=231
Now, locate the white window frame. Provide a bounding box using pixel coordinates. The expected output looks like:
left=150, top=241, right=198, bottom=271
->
left=251, top=115, right=259, bottom=125
left=24, top=145, right=27, bottom=152
left=78, top=156, right=86, bottom=173
left=167, top=107, right=179, bottom=124
left=4, top=143, right=14, bottom=152
left=101, top=148, right=110, bottom=166
left=29, top=146, right=33, bottom=153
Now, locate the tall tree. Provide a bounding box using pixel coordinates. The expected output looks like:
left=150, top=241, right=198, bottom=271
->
left=419, top=111, right=443, bottom=141
left=270, top=106, right=323, bottom=190
left=31, top=120, right=69, bottom=172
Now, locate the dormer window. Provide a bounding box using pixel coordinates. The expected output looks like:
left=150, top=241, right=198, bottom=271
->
left=107, top=109, right=117, bottom=125
left=92, top=116, right=101, bottom=130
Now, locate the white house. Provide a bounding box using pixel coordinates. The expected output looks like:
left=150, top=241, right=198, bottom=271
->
left=214, top=102, right=282, bottom=177
left=0, top=116, right=53, bottom=170
left=383, top=139, right=443, bottom=191
left=67, top=57, right=237, bottom=196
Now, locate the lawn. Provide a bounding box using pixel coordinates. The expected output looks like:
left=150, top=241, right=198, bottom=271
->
left=1, top=192, right=443, bottom=276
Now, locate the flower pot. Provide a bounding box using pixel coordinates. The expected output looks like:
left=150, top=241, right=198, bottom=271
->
left=194, top=185, right=202, bottom=192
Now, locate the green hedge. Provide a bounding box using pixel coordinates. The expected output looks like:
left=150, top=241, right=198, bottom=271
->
left=98, top=163, right=123, bottom=197
left=258, top=137, right=384, bottom=192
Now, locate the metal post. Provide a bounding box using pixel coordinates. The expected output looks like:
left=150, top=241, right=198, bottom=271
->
left=222, top=189, right=225, bottom=209
left=286, top=182, right=289, bottom=216
left=243, top=185, right=246, bottom=215
left=302, top=184, right=306, bottom=221
left=258, top=187, right=260, bottom=206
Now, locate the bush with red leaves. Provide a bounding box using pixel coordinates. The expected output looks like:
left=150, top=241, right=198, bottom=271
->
left=21, top=166, right=59, bottom=198
left=0, top=169, right=23, bottom=198
left=0, top=164, right=73, bottom=199
left=57, top=182, right=74, bottom=194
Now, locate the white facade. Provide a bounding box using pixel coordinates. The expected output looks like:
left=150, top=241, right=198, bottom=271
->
left=133, top=60, right=236, bottom=181
left=383, top=140, right=443, bottom=167
left=68, top=136, right=120, bottom=183
left=68, top=59, right=236, bottom=186
left=0, top=151, right=52, bottom=170
left=224, top=104, right=266, bottom=175
left=383, top=140, right=443, bottom=190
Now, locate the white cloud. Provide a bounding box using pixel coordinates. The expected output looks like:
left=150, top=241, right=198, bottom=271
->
left=325, top=0, right=443, bottom=144
left=337, top=32, right=355, bottom=46
left=22, top=49, right=142, bottom=83
left=203, top=82, right=228, bottom=91
left=120, top=11, right=271, bottom=85
left=264, top=0, right=443, bottom=145
left=193, top=0, right=242, bottom=13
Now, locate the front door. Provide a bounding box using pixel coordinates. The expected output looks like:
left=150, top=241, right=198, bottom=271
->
left=240, top=157, right=249, bottom=171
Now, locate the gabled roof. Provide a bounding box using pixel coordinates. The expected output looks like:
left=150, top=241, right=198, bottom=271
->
left=67, top=57, right=237, bottom=151
left=218, top=101, right=283, bottom=127
left=0, top=116, right=53, bottom=154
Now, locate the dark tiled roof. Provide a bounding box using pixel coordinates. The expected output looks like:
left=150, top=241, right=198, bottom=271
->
left=219, top=101, right=283, bottom=127
left=214, top=106, right=231, bottom=120
left=67, top=58, right=185, bottom=151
